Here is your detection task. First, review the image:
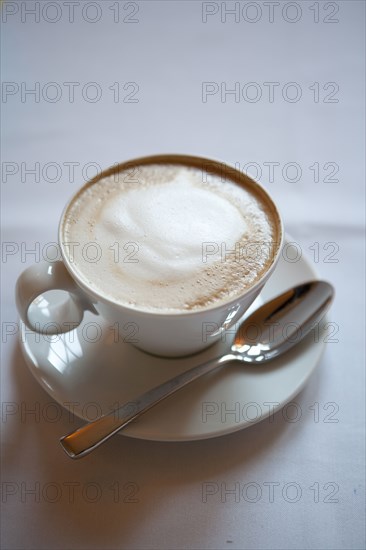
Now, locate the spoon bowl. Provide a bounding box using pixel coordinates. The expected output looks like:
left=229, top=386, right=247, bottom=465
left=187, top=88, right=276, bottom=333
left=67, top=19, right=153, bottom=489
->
left=232, top=280, right=334, bottom=361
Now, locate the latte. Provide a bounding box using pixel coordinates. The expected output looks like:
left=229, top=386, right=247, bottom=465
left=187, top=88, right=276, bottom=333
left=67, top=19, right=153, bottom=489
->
left=62, top=159, right=280, bottom=312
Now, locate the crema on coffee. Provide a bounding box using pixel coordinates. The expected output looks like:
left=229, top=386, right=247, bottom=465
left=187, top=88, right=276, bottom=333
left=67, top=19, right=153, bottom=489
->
left=62, top=162, right=279, bottom=312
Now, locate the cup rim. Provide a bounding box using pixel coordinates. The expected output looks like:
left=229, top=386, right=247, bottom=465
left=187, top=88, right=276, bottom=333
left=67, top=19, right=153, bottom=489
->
left=58, top=153, right=284, bottom=317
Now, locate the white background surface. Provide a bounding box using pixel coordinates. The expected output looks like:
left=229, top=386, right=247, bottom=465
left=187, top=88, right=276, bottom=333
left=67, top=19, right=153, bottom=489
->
left=1, top=1, right=365, bottom=549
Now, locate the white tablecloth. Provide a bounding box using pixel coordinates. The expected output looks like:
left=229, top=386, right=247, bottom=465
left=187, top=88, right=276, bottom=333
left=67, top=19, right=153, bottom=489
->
left=1, top=1, right=365, bottom=549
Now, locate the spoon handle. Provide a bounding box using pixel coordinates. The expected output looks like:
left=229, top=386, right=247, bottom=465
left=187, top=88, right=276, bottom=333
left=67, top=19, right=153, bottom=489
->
left=60, top=354, right=234, bottom=458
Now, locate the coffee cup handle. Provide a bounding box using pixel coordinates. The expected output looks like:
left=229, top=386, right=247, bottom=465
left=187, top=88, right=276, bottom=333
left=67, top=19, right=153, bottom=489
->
left=15, top=261, right=97, bottom=335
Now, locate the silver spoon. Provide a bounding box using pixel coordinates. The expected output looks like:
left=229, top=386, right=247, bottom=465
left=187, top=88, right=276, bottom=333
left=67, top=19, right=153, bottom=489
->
left=60, top=280, right=334, bottom=459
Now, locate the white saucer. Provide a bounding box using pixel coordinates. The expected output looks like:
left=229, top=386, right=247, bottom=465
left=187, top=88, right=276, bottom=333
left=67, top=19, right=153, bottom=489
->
left=20, top=241, right=326, bottom=442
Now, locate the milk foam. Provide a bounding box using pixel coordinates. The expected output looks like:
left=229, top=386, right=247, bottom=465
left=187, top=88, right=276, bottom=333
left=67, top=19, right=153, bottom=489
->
left=63, top=164, right=276, bottom=312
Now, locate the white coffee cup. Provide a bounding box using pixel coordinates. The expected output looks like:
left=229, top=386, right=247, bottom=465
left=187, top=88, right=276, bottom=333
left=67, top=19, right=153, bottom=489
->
left=15, top=154, right=284, bottom=357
